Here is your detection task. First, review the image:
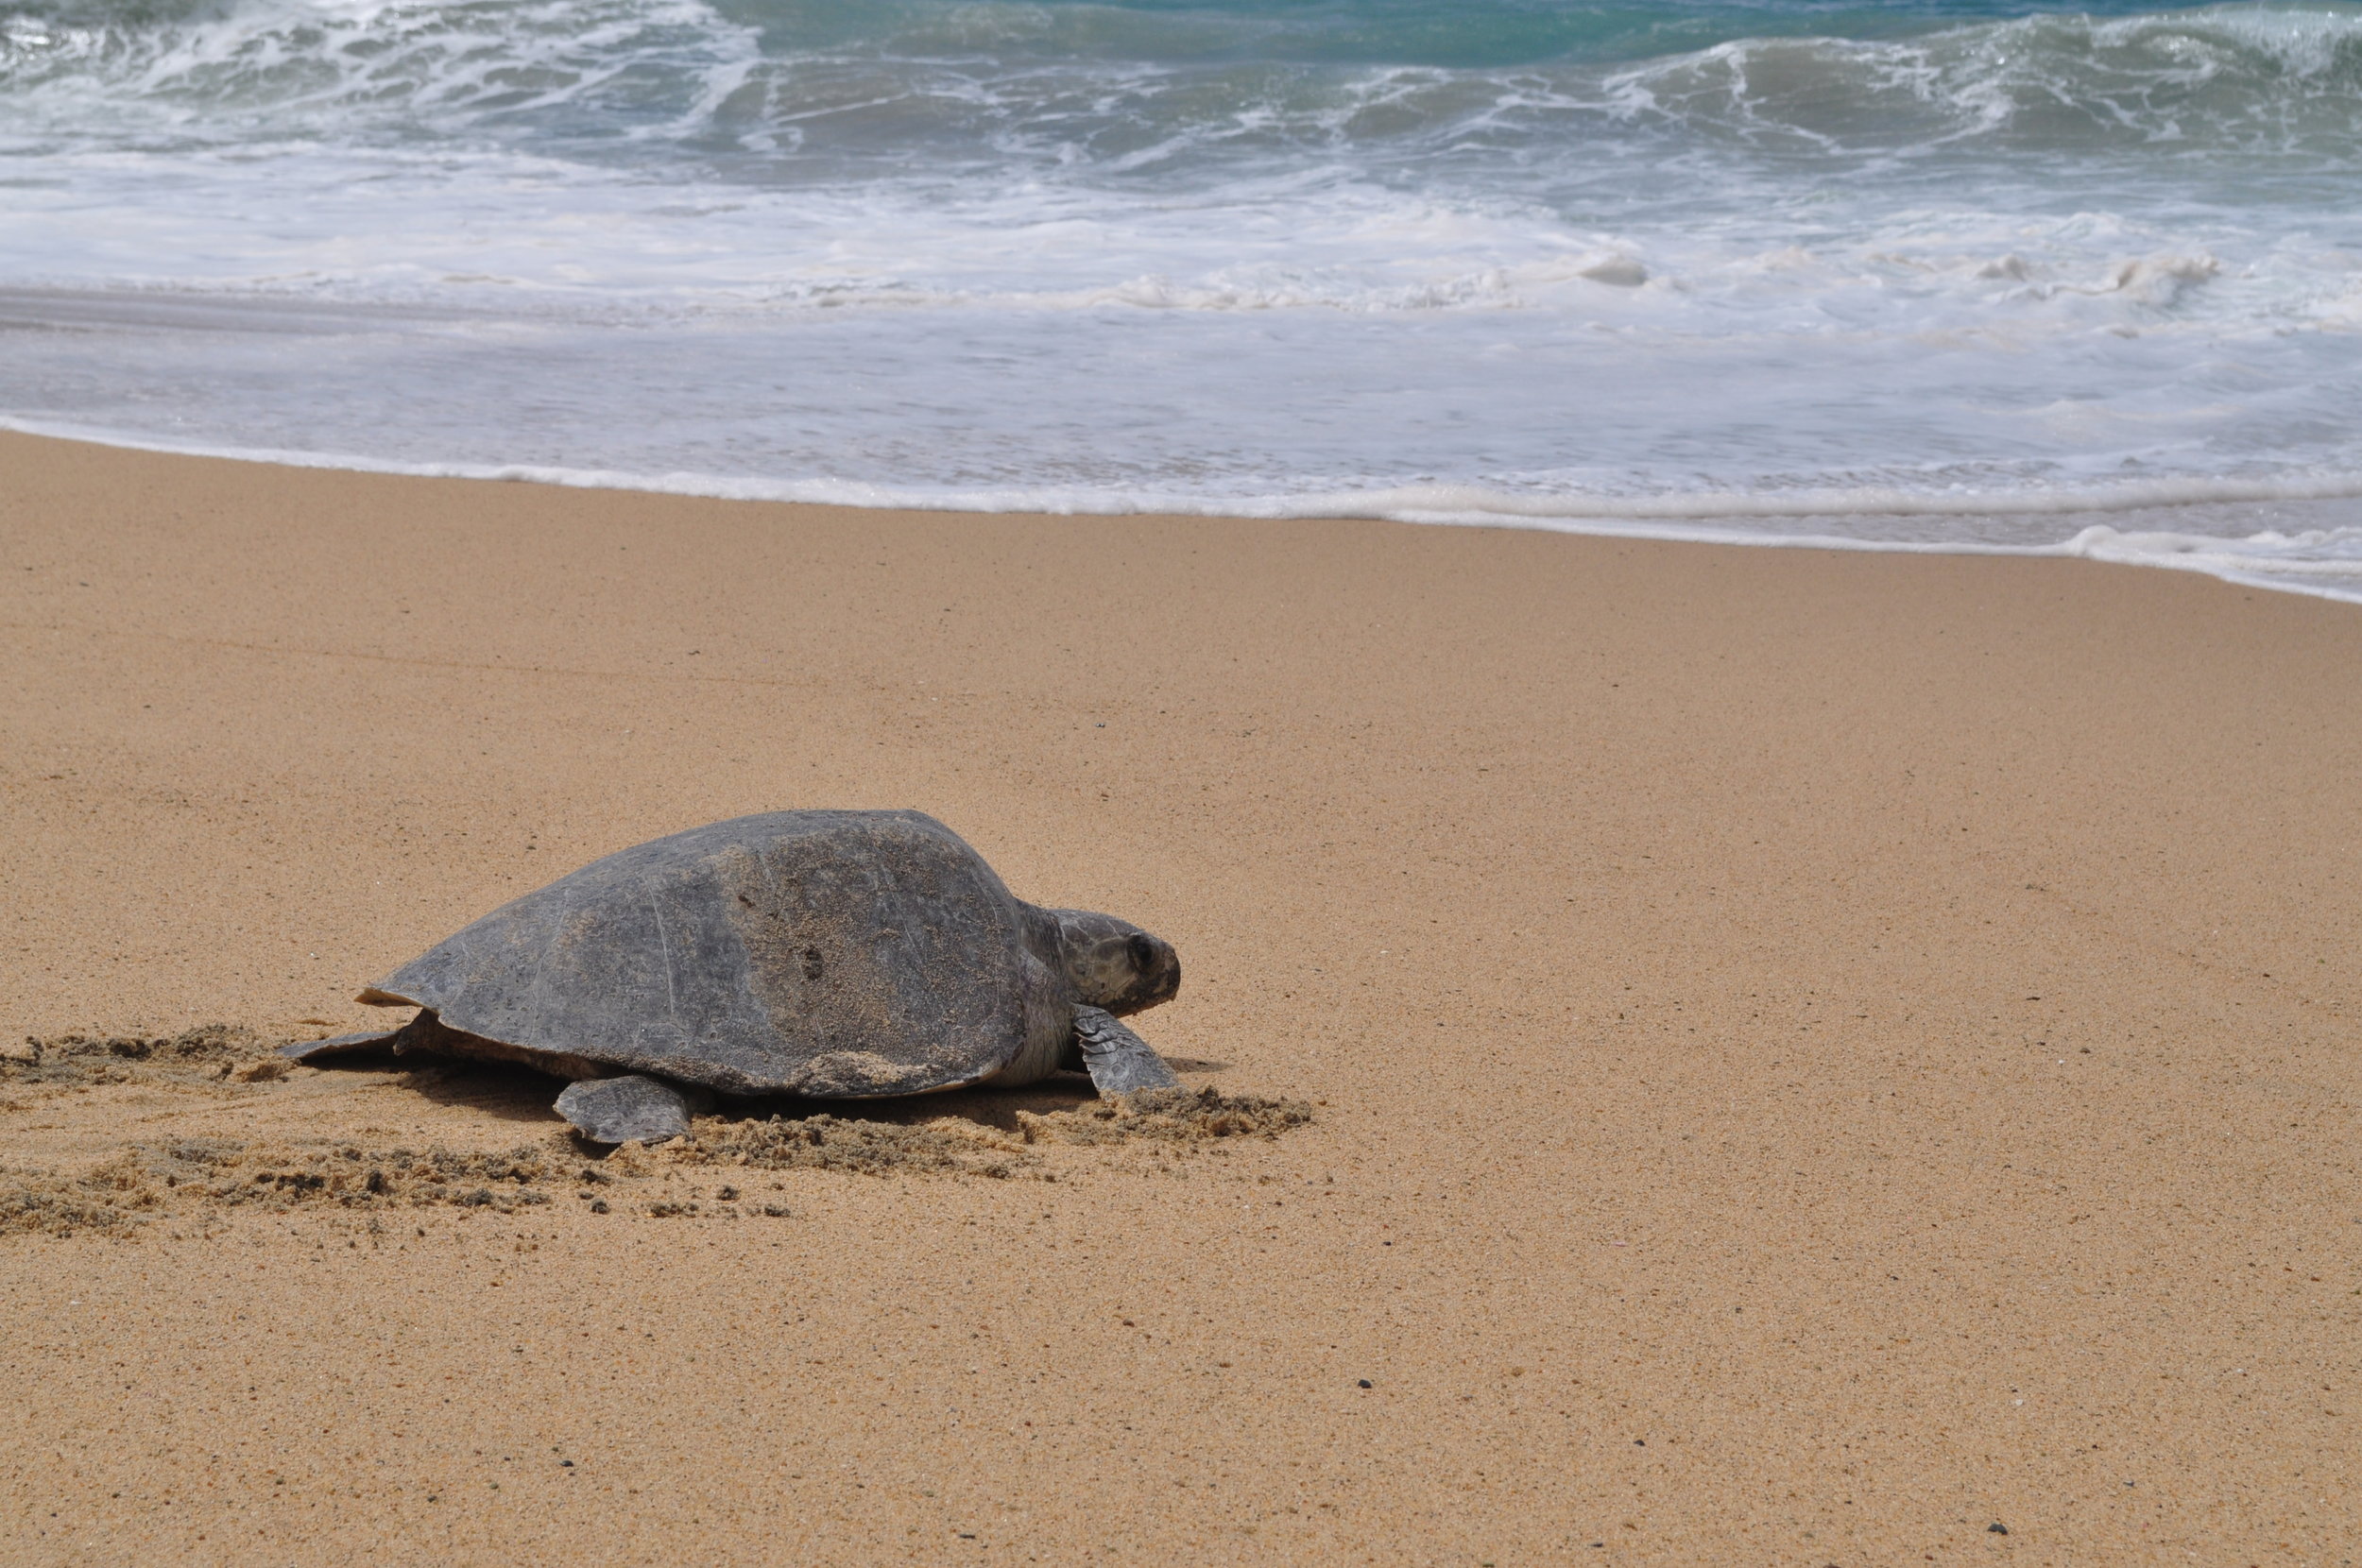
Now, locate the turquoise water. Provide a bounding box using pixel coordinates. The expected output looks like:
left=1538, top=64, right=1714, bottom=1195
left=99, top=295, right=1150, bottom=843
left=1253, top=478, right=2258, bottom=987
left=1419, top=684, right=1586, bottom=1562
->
left=3, top=0, right=2360, bottom=595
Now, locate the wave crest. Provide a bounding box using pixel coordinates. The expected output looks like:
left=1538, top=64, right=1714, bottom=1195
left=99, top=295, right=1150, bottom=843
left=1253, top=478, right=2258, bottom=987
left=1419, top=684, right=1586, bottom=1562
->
left=4, top=1, right=2359, bottom=168
left=1610, top=4, right=2362, bottom=159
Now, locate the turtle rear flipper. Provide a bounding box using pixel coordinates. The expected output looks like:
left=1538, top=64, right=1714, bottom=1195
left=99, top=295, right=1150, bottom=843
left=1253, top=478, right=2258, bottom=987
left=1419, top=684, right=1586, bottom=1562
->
left=1072, top=1006, right=1181, bottom=1097
left=279, top=1008, right=444, bottom=1064
left=280, top=1029, right=403, bottom=1063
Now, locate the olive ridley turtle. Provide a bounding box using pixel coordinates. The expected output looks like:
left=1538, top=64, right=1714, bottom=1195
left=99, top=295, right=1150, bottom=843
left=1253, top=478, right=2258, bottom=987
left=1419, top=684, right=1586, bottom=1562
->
left=285, top=810, right=1183, bottom=1143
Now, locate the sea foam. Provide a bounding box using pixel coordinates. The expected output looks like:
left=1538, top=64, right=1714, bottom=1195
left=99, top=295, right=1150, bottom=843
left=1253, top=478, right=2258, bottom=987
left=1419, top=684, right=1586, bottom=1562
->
left=2, top=0, right=2358, bottom=599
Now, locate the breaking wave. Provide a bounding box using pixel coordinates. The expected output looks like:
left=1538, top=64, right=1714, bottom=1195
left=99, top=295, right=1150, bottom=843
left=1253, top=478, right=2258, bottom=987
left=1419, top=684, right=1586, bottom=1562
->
left=2, top=0, right=2360, bottom=599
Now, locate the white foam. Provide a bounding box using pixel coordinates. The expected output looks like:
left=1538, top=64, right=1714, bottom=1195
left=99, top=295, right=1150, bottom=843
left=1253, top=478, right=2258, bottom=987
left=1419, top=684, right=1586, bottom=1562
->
left=4, top=1, right=2360, bottom=608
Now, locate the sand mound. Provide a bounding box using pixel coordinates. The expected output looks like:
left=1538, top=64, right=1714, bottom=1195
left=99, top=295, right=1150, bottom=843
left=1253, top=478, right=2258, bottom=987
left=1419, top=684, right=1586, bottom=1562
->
left=656, top=1088, right=1314, bottom=1180
left=1018, top=1086, right=1313, bottom=1145
left=2, top=1024, right=290, bottom=1089
left=682, top=1113, right=1029, bottom=1178
left=0, top=1134, right=578, bottom=1238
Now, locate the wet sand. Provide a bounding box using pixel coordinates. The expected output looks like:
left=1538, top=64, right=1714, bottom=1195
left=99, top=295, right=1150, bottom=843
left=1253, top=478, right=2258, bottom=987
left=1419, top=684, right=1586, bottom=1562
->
left=3, top=429, right=2358, bottom=1563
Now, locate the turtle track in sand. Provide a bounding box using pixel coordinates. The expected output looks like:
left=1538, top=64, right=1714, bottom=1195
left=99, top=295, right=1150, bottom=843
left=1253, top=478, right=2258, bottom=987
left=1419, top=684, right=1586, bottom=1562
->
left=0, top=1023, right=293, bottom=1089
left=1, top=1029, right=1313, bottom=1236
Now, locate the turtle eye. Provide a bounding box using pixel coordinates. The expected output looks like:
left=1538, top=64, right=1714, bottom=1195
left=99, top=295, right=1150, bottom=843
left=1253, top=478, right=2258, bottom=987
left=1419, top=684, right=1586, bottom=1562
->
left=1126, top=932, right=1157, bottom=972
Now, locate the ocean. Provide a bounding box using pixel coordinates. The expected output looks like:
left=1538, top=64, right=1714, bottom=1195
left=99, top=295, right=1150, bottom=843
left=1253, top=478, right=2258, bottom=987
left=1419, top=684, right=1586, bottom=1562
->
left=4, top=0, right=2360, bottom=598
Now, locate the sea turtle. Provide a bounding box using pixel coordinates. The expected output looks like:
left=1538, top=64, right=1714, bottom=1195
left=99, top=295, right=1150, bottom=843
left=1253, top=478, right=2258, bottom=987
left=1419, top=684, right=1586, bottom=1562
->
left=285, top=810, right=1183, bottom=1143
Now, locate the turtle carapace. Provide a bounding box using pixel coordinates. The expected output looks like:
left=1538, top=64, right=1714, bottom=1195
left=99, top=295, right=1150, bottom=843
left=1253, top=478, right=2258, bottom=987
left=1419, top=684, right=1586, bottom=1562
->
left=285, top=810, right=1183, bottom=1143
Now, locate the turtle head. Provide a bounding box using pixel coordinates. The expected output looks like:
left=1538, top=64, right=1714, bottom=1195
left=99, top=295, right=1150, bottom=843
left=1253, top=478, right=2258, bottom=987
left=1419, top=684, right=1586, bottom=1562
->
left=1048, top=910, right=1181, bottom=1016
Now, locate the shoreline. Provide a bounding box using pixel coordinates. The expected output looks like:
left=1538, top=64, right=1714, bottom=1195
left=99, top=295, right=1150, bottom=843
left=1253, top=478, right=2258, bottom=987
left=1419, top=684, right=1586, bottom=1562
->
left=5, top=428, right=2358, bottom=1560
left=5, top=414, right=2358, bottom=606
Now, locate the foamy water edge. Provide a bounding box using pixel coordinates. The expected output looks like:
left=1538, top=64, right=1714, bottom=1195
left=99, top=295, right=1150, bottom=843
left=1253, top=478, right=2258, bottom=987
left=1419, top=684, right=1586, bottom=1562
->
left=14, top=414, right=2355, bottom=606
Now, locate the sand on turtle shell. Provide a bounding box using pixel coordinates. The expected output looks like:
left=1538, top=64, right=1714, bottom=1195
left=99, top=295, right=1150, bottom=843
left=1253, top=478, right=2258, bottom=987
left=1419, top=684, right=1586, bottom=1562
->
left=0, top=1031, right=1312, bottom=1236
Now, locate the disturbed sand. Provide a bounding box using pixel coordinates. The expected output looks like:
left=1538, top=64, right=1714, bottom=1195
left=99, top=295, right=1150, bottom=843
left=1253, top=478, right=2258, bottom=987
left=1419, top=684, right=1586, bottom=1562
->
left=2, top=1025, right=1311, bottom=1236
left=2, top=429, right=2358, bottom=1563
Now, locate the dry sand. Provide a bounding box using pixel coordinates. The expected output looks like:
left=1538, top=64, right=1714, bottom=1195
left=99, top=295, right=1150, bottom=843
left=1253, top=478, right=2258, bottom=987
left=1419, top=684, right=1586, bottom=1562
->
left=3, top=428, right=2358, bottom=1564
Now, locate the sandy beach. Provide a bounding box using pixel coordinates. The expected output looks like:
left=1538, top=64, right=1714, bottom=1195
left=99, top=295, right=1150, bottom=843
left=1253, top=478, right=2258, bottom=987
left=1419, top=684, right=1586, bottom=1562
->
left=3, top=427, right=2357, bottom=1563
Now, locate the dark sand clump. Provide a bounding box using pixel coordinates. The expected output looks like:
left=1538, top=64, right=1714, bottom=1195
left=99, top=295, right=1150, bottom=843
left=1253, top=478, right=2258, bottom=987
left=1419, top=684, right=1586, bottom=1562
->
left=2, top=1024, right=291, bottom=1090
left=0, top=1136, right=577, bottom=1238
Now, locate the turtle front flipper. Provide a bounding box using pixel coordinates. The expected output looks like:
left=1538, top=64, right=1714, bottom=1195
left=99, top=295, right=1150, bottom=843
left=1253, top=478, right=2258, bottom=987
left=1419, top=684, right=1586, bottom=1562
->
left=1072, top=1005, right=1181, bottom=1098
left=555, top=1075, right=704, bottom=1144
